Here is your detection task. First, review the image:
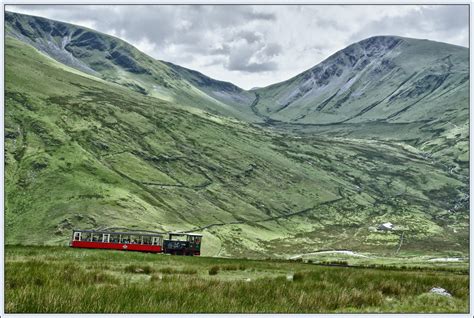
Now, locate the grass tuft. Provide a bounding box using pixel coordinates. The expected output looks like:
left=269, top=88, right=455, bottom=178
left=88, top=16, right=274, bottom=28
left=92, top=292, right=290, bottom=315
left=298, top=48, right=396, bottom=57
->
left=160, top=267, right=197, bottom=275
left=208, top=265, right=220, bottom=275
left=124, top=264, right=154, bottom=274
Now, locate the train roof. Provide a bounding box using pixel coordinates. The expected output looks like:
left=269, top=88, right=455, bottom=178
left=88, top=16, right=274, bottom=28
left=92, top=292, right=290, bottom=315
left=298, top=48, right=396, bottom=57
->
left=73, top=229, right=202, bottom=236
left=73, top=229, right=167, bottom=236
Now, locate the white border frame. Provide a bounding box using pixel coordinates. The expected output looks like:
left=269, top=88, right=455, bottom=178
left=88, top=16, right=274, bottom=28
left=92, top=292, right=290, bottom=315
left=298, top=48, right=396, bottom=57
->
left=0, top=1, right=471, bottom=318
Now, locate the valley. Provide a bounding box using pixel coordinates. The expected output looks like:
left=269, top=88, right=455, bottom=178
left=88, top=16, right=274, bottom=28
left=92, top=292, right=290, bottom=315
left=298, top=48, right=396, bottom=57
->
left=4, top=11, right=469, bottom=261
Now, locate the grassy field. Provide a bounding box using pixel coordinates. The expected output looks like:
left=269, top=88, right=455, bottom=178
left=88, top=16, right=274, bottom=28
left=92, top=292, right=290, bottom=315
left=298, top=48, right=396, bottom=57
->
left=4, top=246, right=469, bottom=313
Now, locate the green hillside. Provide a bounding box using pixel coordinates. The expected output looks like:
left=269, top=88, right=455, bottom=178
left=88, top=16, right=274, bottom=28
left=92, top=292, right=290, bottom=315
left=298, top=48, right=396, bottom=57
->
left=253, top=36, right=468, bottom=177
left=6, top=13, right=468, bottom=178
left=5, top=35, right=468, bottom=258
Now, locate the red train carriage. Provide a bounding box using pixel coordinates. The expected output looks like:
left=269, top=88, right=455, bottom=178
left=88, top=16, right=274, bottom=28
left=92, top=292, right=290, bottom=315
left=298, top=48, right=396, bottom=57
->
left=70, top=228, right=202, bottom=255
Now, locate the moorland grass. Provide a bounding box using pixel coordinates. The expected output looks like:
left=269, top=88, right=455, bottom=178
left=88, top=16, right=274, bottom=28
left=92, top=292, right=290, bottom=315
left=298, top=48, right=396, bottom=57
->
left=5, top=246, right=468, bottom=313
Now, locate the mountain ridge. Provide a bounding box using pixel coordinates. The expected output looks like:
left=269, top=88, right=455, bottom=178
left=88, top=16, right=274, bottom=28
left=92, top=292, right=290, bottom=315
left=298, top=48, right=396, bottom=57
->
left=255, top=35, right=466, bottom=92
left=5, top=11, right=260, bottom=121
left=252, top=35, right=467, bottom=123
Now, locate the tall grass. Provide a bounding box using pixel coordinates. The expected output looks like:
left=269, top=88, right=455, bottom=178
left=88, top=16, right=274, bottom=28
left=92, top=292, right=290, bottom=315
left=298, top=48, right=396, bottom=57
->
left=159, top=267, right=197, bottom=275
left=5, top=246, right=469, bottom=313
left=208, top=265, right=219, bottom=275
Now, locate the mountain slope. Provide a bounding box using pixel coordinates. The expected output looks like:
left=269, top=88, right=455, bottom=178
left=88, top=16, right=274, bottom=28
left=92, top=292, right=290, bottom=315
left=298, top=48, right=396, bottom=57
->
left=253, top=36, right=469, bottom=176
left=254, top=36, right=468, bottom=125
left=163, top=61, right=256, bottom=109
left=5, top=36, right=468, bottom=257
left=6, top=11, right=468, bottom=160
left=5, top=11, right=259, bottom=122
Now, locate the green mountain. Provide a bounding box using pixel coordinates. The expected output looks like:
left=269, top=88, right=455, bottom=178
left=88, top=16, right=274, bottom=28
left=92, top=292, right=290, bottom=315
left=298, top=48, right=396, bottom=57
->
left=252, top=36, right=468, bottom=176
left=5, top=11, right=258, bottom=122
left=254, top=36, right=467, bottom=125
left=4, top=12, right=469, bottom=258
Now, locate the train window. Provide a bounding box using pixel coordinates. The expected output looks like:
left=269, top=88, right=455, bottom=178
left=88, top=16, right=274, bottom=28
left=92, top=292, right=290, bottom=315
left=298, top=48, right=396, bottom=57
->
left=81, top=233, right=92, bottom=241
left=142, top=236, right=152, bottom=245
left=187, top=236, right=201, bottom=244
left=102, top=234, right=110, bottom=243
left=169, top=234, right=182, bottom=241
left=110, top=234, right=119, bottom=243
left=73, top=232, right=81, bottom=241
left=91, top=233, right=101, bottom=242
left=152, top=237, right=162, bottom=246
left=130, top=235, right=139, bottom=244
left=121, top=235, right=131, bottom=244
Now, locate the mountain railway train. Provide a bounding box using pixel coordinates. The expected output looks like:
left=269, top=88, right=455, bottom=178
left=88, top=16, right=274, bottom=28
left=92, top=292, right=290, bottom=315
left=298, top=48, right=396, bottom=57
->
left=70, top=228, right=202, bottom=255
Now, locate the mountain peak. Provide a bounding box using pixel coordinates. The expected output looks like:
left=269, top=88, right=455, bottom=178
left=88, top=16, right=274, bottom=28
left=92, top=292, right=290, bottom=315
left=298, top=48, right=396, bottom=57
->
left=333, top=35, right=403, bottom=67
left=253, top=33, right=467, bottom=126
left=352, top=35, right=403, bottom=51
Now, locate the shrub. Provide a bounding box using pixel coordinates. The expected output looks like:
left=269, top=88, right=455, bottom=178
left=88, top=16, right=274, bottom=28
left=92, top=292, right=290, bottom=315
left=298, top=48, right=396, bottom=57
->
left=209, top=266, right=220, bottom=275
left=221, top=264, right=237, bottom=271
left=293, top=272, right=305, bottom=281
left=160, top=267, right=175, bottom=274
left=160, top=267, right=197, bottom=275
left=319, top=260, right=348, bottom=266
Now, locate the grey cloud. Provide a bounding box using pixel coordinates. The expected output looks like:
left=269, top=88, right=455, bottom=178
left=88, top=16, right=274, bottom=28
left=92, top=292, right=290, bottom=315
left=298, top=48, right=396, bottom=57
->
left=315, top=16, right=349, bottom=32
left=247, top=11, right=275, bottom=21
left=226, top=41, right=280, bottom=73
left=420, top=5, right=468, bottom=32
left=236, top=31, right=262, bottom=44
left=228, top=59, right=277, bottom=72
left=349, top=5, right=468, bottom=46
left=240, top=61, right=278, bottom=72
left=6, top=5, right=275, bottom=46
left=261, top=43, right=282, bottom=57
left=203, top=56, right=227, bottom=67
left=209, top=44, right=231, bottom=55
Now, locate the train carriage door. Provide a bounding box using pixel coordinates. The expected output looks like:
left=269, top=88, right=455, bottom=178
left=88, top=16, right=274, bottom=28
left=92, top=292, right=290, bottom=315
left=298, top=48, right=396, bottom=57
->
left=73, top=232, right=81, bottom=241
left=102, top=233, right=110, bottom=243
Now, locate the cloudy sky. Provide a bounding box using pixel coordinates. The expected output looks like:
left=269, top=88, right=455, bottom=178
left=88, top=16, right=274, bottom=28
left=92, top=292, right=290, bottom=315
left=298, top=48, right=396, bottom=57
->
left=6, top=5, right=469, bottom=89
